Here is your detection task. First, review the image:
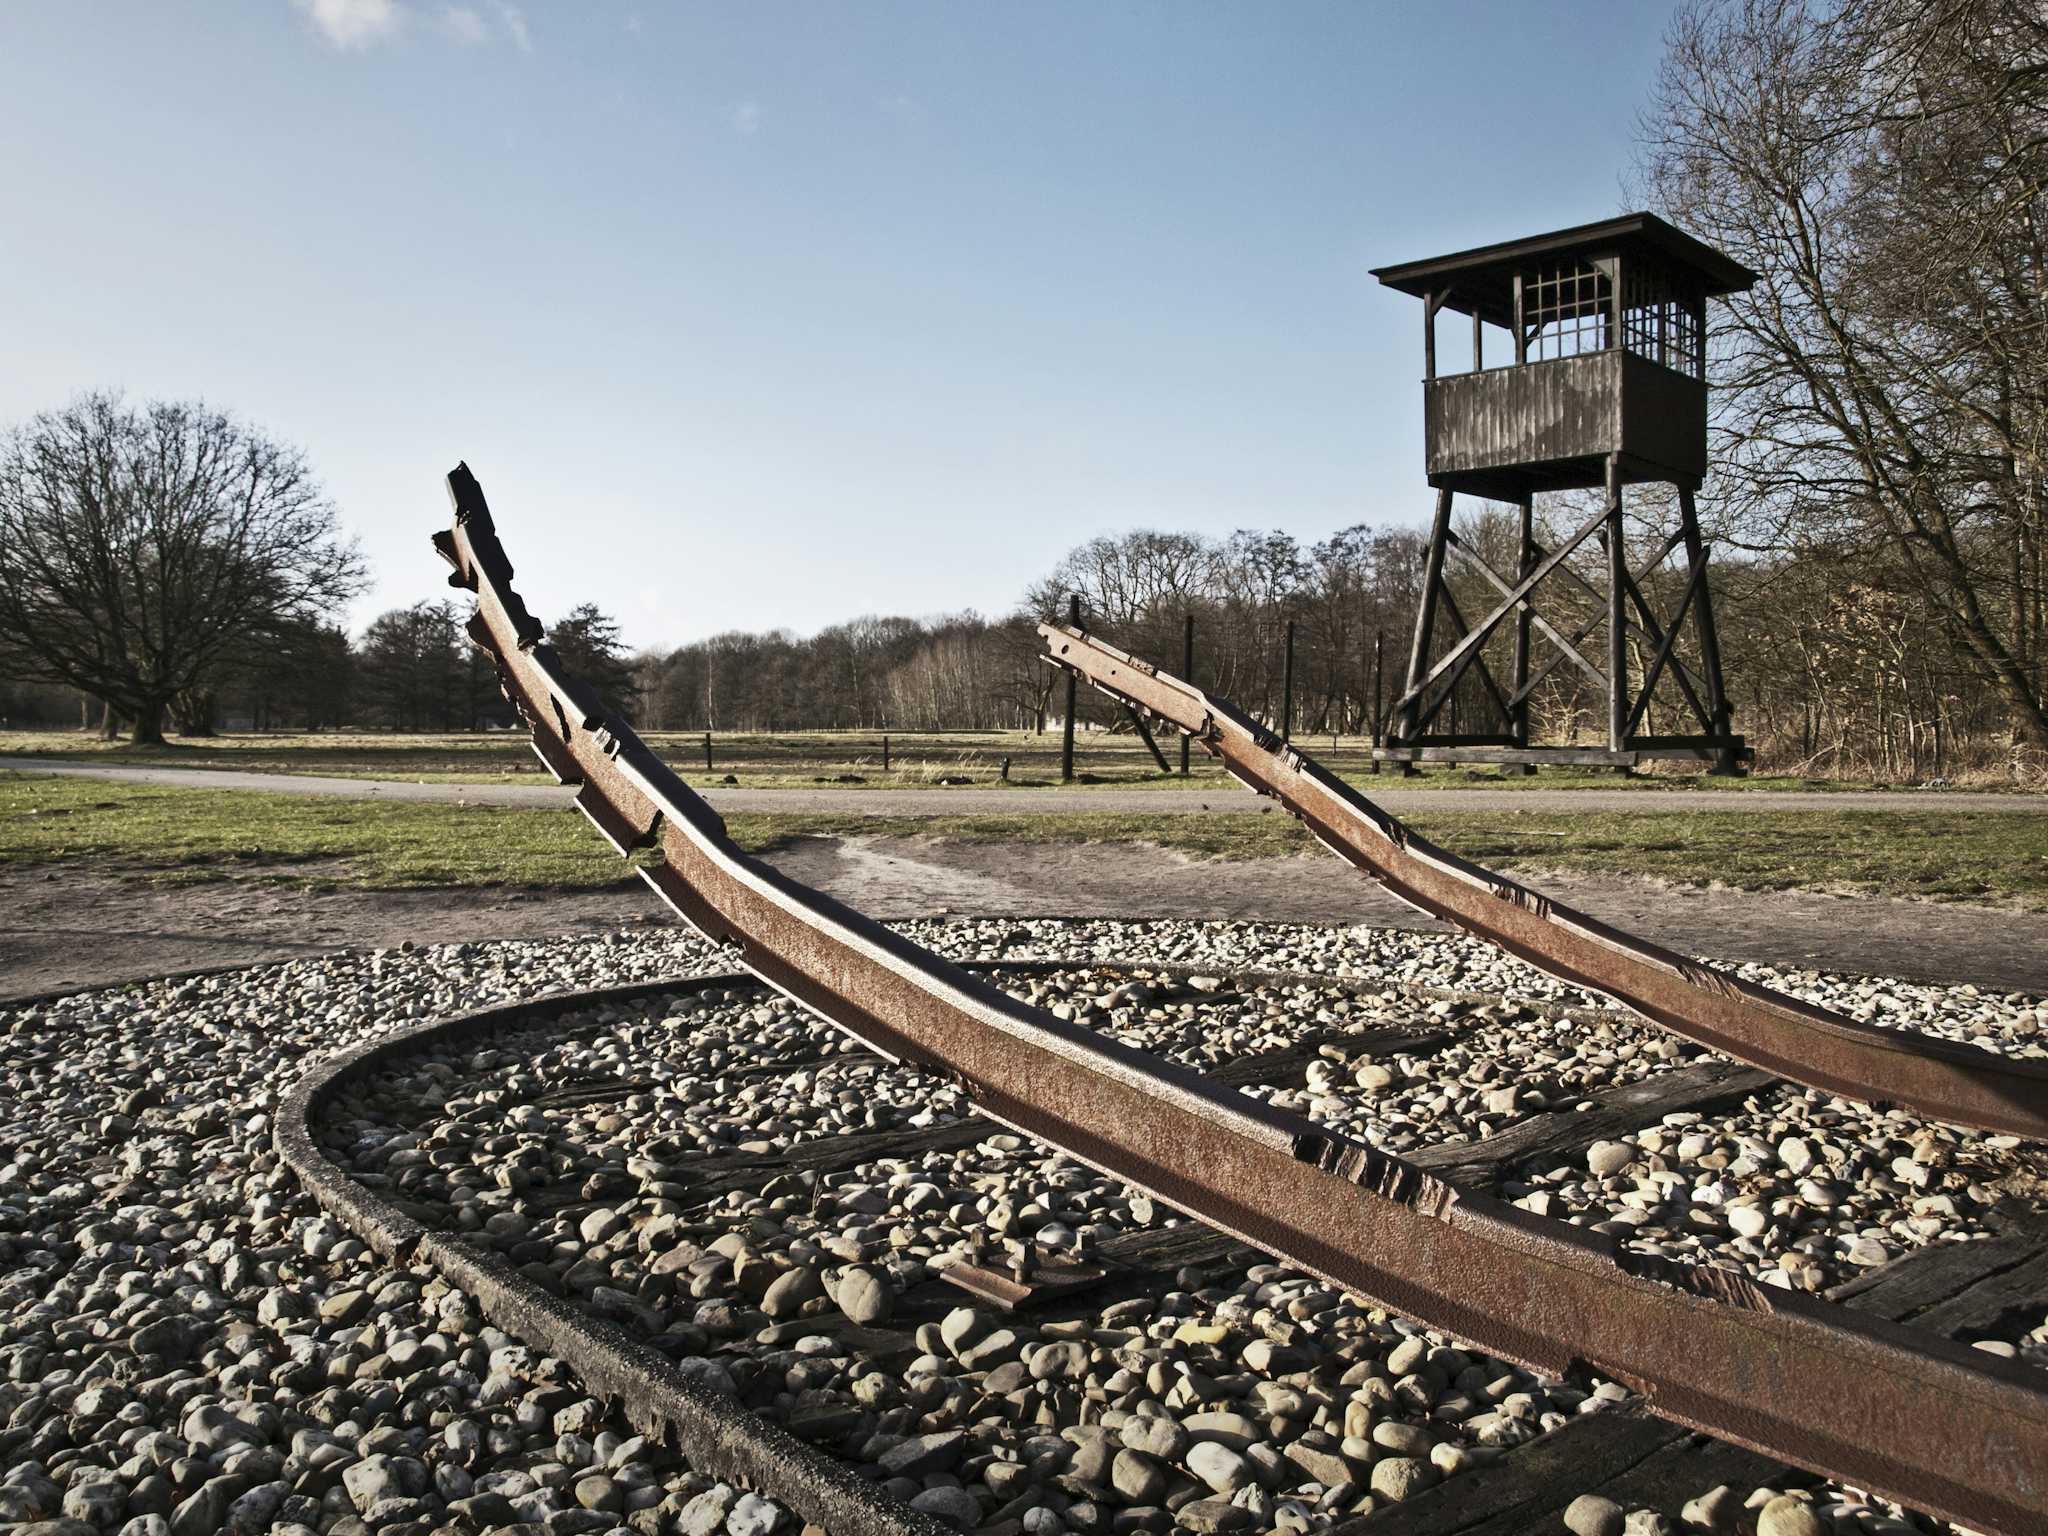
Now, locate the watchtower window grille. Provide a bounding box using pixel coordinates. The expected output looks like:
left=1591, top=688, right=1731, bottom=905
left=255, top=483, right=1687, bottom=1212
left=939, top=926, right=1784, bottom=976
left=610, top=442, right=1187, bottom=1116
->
left=1522, top=260, right=1612, bottom=362
left=1621, top=261, right=1704, bottom=378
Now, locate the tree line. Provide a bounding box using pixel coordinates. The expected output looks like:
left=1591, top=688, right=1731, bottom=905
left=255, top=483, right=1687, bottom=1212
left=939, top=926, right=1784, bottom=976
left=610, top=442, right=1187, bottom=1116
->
left=638, top=504, right=2048, bottom=778
left=1, top=428, right=2040, bottom=779
left=624, top=525, right=1433, bottom=737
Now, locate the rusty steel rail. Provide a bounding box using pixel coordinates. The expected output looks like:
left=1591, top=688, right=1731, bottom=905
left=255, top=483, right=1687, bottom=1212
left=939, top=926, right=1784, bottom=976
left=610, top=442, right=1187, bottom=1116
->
left=1040, top=620, right=2048, bottom=1142
left=434, top=464, right=2048, bottom=1535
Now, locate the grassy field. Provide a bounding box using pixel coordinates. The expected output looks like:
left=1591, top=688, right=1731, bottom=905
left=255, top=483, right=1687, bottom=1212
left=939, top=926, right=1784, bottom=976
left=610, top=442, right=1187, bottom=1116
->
left=0, top=727, right=1959, bottom=794
left=6, top=770, right=2044, bottom=908
left=0, top=726, right=1261, bottom=788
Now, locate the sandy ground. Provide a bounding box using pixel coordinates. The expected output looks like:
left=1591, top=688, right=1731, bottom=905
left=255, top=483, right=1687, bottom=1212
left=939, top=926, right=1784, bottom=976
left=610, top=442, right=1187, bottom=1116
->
left=4, top=835, right=2041, bottom=1003
left=10, top=756, right=2045, bottom=815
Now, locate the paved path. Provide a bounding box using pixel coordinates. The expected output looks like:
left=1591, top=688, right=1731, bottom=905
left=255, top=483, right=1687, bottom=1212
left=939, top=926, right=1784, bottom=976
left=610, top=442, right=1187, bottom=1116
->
left=7, top=756, right=2043, bottom=815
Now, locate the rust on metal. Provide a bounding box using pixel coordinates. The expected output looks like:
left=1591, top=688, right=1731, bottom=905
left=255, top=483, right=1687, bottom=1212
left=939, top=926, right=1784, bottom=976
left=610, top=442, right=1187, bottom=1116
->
left=940, top=1253, right=1110, bottom=1312
left=1039, top=619, right=2048, bottom=1143
left=437, top=463, right=2048, bottom=1536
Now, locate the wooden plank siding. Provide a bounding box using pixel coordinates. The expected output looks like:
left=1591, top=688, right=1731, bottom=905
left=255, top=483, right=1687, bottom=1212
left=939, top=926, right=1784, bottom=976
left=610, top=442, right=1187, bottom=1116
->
left=1620, top=352, right=1710, bottom=485
left=1424, top=351, right=1706, bottom=492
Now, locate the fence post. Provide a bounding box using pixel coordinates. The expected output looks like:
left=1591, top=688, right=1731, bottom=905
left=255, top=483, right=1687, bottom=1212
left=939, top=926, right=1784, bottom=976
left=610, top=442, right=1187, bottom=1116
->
left=882, top=734, right=890, bottom=773
left=703, top=731, right=713, bottom=773
left=1180, top=613, right=1194, bottom=776
left=1371, top=630, right=1384, bottom=776
left=1061, top=594, right=1081, bottom=782
left=1281, top=618, right=1296, bottom=743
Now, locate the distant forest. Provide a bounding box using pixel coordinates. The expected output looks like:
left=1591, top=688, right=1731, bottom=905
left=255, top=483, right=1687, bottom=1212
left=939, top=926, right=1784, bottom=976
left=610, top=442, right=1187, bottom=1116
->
left=631, top=507, right=2043, bottom=780
left=3, top=506, right=2036, bottom=781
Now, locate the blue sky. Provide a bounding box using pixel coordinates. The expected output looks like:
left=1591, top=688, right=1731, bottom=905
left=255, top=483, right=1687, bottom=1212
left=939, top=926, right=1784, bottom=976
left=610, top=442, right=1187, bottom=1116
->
left=2, top=2, right=1680, bottom=649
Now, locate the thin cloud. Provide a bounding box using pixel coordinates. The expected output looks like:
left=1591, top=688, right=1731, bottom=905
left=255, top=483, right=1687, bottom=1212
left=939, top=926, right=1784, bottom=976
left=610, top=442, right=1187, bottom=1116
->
left=731, top=99, right=762, bottom=136
left=439, top=4, right=487, bottom=44
left=295, top=0, right=402, bottom=49
left=293, top=0, right=522, bottom=51
left=494, top=2, right=532, bottom=52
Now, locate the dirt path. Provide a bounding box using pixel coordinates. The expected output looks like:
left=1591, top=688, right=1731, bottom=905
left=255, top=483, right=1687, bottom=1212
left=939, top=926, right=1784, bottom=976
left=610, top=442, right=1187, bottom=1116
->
left=10, top=756, right=2044, bottom=816
left=5, top=835, right=2040, bottom=1003
left=0, top=865, right=669, bottom=1002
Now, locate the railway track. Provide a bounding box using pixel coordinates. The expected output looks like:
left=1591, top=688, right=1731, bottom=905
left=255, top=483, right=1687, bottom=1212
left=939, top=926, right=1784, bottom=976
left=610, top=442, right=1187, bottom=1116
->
left=289, top=957, right=2047, bottom=1535
left=365, top=462, right=2048, bottom=1533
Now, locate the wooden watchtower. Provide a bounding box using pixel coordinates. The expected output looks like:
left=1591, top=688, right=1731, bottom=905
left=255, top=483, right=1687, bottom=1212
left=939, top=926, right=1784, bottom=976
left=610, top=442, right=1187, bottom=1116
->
left=1369, top=213, right=1757, bottom=774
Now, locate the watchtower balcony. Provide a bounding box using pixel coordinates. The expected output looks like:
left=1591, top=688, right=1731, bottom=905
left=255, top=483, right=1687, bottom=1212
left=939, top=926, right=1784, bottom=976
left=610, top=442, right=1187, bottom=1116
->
left=1373, top=213, right=1750, bottom=500
left=1423, top=348, right=1706, bottom=499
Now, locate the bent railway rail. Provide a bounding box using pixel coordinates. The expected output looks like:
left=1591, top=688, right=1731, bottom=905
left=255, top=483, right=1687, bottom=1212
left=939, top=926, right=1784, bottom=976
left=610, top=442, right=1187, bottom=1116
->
left=432, top=463, right=2047, bottom=1535
left=1039, top=620, right=2048, bottom=1142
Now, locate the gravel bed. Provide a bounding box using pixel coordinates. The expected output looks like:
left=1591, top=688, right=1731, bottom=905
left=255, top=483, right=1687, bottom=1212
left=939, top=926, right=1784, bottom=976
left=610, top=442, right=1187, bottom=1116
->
left=911, top=920, right=1618, bottom=1015
left=1505, top=1086, right=2045, bottom=1295
left=0, top=917, right=2039, bottom=1536
left=1689, top=961, right=2045, bottom=1062
left=1253, top=1003, right=1695, bottom=1154
left=0, top=930, right=773, bottom=1536
left=911, top=919, right=2048, bottom=1061
left=992, top=968, right=1336, bottom=1072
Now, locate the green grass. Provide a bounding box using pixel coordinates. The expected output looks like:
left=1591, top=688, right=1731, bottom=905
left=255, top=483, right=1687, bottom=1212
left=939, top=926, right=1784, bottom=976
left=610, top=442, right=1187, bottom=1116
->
left=1, top=770, right=633, bottom=888
left=6, top=770, right=2045, bottom=908
left=0, top=726, right=1980, bottom=795
left=1430, top=809, right=2048, bottom=907
left=0, top=727, right=1222, bottom=789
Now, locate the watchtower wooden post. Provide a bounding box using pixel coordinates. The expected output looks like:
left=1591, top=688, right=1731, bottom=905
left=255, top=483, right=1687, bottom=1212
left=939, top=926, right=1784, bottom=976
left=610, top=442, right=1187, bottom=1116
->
left=1370, top=213, right=1756, bottom=775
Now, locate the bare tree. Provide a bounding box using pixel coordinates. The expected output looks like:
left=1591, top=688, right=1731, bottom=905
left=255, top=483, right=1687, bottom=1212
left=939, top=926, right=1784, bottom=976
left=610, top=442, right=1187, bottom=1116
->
left=0, top=393, right=365, bottom=743
left=1640, top=0, right=2048, bottom=749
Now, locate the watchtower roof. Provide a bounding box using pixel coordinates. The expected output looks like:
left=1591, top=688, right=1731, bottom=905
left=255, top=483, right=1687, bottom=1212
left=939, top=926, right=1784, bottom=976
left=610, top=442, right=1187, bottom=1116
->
left=1370, top=212, right=1757, bottom=329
